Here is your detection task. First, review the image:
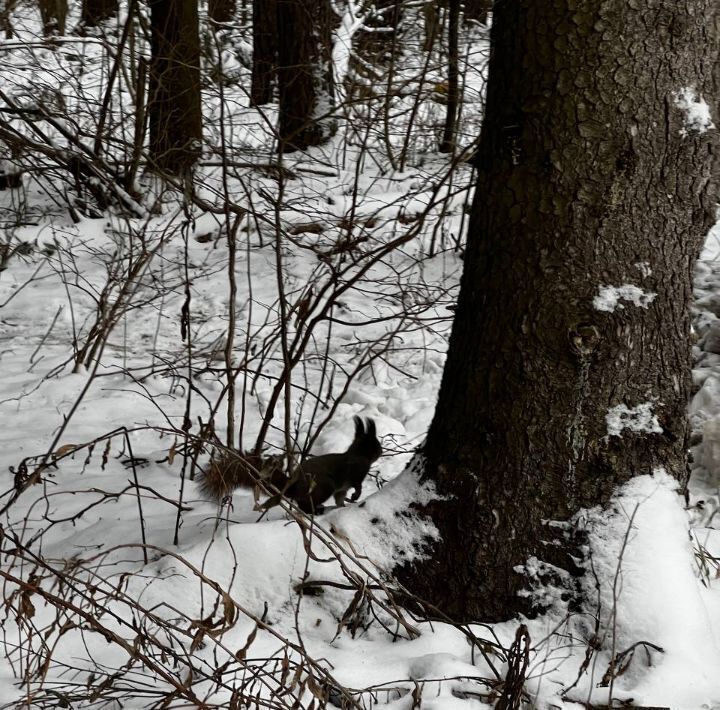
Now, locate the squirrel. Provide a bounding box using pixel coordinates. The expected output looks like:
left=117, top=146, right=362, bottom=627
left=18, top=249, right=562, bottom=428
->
left=199, top=416, right=382, bottom=514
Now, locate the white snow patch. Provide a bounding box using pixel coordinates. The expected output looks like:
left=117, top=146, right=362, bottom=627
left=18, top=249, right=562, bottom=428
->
left=633, top=261, right=651, bottom=279
left=702, top=417, right=720, bottom=486
left=593, top=284, right=657, bottom=312
left=332, top=1, right=366, bottom=98
left=606, top=402, right=662, bottom=437
left=699, top=208, right=720, bottom=261
left=571, top=472, right=720, bottom=707
left=326, top=454, right=442, bottom=571
left=673, top=86, right=715, bottom=137
left=690, top=373, right=720, bottom=423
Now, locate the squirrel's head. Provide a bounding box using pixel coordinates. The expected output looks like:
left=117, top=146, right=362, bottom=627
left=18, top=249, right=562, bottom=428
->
left=350, top=416, right=382, bottom=462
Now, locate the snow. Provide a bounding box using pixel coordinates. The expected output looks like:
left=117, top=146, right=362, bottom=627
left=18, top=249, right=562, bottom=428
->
left=634, top=261, right=651, bottom=279
left=674, top=86, right=716, bottom=137
left=701, top=207, right=720, bottom=261
left=593, top=284, right=657, bottom=312
left=332, top=0, right=367, bottom=97
left=606, top=402, right=663, bottom=437
left=0, top=5, right=720, bottom=709
left=701, top=416, right=720, bottom=483
left=563, top=472, right=720, bottom=707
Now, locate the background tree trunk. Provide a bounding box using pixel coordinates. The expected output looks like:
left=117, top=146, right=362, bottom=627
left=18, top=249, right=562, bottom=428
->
left=276, top=0, right=336, bottom=152
left=250, top=0, right=276, bottom=106
left=398, top=0, right=719, bottom=622
left=208, top=0, right=235, bottom=24
left=80, top=0, right=118, bottom=26
left=463, top=0, right=490, bottom=24
left=147, top=0, right=202, bottom=175
left=421, top=1, right=438, bottom=53
left=38, top=0, right=66, bottom=35
left=1, top=0, right=15, bottom=37
left=439, top=0, right=459, bottom=153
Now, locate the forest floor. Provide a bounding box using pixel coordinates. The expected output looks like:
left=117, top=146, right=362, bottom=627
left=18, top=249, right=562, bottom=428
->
left=1, top=10, right=720, bottom=710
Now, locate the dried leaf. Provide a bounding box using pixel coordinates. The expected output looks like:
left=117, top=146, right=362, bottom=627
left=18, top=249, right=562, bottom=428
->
left=54, top=444, right=78, bottom=457
left=20, top=592, right=35, bottom=620
left=236, top=624, right=258, bottom=660
left=82, top=443, right=95, bottom=468
left=168, top=439, right=177, bottom=466
left=101, top=438, right=112, bottom=470
left=190, top=628, right=205, bottom=654
left=222, top=592, right=238, bottom=626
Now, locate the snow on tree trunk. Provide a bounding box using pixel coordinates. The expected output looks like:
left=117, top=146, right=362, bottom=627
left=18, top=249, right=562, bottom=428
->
left=353, top=0, right=402, bottom=66
left=332, top=1, right=368, bottom=102
left=397, top=0, right=720, bottom=622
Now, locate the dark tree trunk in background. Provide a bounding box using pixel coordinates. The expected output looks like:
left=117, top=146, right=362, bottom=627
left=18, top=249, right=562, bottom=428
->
left=0, top=161, right=22, bottom=190
left=398, top=0, right=719, bottom=622
left=250, top=0, right=276, bottom=106
left=208, top=0, right=234, bottom=23
left=463, top=0, right=491, bottom=24
left=1, top=0, right=15, bottom=37
left=147, top=0, right=202, bottom=175
left=276, top=0, right=336, bottom=152
left=38, top=0, right=66, bottom=35
left=439, top=0, right=459, bottom=153
left=80, top=0, right=118, bottom=26
left=421, top=1, right=438, bottom=53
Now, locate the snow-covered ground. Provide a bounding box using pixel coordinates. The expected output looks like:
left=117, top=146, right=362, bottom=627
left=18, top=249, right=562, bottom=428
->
left=1, top=7, right=720, bottom=709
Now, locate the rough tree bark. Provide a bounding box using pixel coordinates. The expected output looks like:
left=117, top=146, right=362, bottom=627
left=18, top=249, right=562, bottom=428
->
left=276, top=0, right=336, bottom=152
left=147, top=0, right=202, bottom=175
left=250, top=0, right=276, bottom=106
left=398, top=0, right=719, bottom=622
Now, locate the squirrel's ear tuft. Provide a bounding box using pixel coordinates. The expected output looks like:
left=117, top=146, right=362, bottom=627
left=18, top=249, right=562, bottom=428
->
left=365, top=418, right=376, bottom=440
left=353, top=415, right=365, bottom=439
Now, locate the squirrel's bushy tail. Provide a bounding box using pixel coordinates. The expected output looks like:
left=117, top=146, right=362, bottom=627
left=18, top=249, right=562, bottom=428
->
left=199, top=451, right=285, bottom=502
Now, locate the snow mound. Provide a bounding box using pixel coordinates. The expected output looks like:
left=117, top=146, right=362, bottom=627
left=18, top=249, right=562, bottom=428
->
left=576, top=471, right=720, bottom=707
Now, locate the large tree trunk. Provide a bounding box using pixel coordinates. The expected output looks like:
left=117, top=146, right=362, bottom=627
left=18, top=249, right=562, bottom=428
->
left=276, top=0, right=336, bottom=152
left=250, top=0, right=276, bottom=106
left=399, top=0, right=719, bottom=622
left=147, top=0, right=202, bottom=176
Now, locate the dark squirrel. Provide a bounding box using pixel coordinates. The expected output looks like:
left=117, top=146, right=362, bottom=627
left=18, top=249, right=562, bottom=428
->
left=200, top=417, right=382, bottom=514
